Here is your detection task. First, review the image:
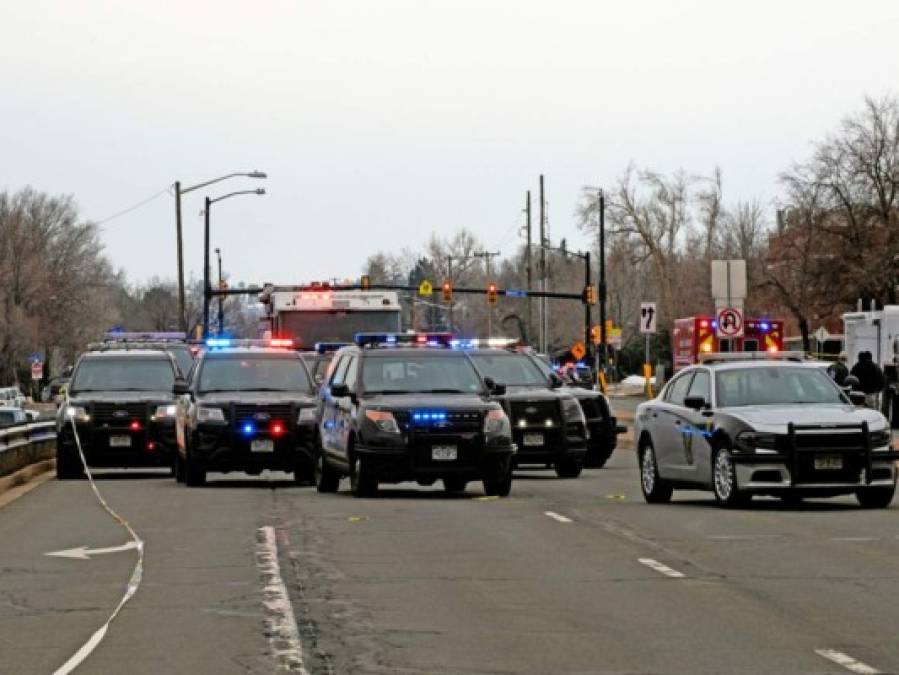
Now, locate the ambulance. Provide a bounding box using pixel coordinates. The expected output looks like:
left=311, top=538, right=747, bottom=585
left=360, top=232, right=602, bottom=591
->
left=672, top=316, right=784, bottom=370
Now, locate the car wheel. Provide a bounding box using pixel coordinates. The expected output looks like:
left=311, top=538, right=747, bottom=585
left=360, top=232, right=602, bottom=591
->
left=293, top=455, right=314, bottom=486
left=56, top=444, right=84, bottom=480
left=639, top=440, right=672, bottom=503
left=554, top=456, right=584, bottom=479
left=314, top=449, right=340, bottom=493
left=856, top=484, right=896, bottom=509
left=184, top=449, right=206, bottom=487
left=482, top=458, right=513, bottom=497
left=350, top=456, right=377, bottom=497
left=443, top=477, right=467, bottom=493
left=585, top=445, right=613, bottom=469
left=174, top=452, right=186, bottom=483
left=712, top=445, right=749, bottom=508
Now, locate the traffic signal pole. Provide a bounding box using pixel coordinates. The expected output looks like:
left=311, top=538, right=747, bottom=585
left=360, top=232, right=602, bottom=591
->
left=584, top=250, right=592, bottom=363
left=598, top=190, right=608, bottom=381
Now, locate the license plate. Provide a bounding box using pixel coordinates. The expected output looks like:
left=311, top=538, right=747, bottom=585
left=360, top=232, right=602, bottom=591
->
left=432, top=445, right=457, bottom=461
left=814, top=455, right=843, bottom=470
left=251, top=439, right=274, bottom=453
left=523, top=433, right=544, bottom=447
left=109, top=435, right=131, bottom=448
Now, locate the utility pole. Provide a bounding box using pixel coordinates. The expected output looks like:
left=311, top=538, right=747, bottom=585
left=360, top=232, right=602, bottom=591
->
left=584, top=250, right=592, bottom=364
left=446, top=257, right=454, bottom=332
left=525, top=190, right=533, bottom=346
left=473, top=250, right=501, bottom=337
left=598, top=189, right=608, bottom=377
left=215, top=248, right=224, bottom=335
left=174, top=181, right=187, bottom=333
left=539, top=174, right=547, bottom=353
left=203, top=197, right=211, bottom=338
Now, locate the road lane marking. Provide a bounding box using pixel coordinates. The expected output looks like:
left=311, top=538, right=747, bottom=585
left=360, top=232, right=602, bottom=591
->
left=638, top=558, right=685, bottom=578
left=831, top=537, right=879, bottom=542
left=257, top=526, right=308, bottom=674
left=544, top=511, right=573, bottom=523
left=45, top=541, right=142, bottom=560
left=815, top=649, right=880, bottom=674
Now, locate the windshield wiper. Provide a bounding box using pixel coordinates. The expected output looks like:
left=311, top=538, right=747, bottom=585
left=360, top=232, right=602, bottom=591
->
left=365, top=390, right=414, bottom=395
left=425, top=389, right=468, bottom=394
left=241, top=387, right=295, bottom=392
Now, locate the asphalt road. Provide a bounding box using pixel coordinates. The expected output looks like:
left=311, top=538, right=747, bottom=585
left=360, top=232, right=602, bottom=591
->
left=3, top=399, right=899, bottom=674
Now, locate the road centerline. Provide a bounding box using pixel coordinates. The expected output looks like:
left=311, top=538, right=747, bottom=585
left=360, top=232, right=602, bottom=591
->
left=544, top=511, right=573, bottom=523
left=815, top=648, right=880, bottom=674
left=638, top=557, right=686, bottom=579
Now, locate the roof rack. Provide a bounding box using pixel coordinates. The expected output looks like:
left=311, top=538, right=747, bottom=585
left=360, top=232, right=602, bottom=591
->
left=698, top=351, right=808, bottom=364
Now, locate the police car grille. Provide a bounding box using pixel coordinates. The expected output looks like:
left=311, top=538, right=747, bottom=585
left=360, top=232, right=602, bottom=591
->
left=92, top=402, right=147, bottom=424
left=784, top=431, right=866, bottom=452
left=510, top=400, right=560, bottom=428
left=234, top=404, right=293, bottom=428
left=394, top=410, right=483, bottom=433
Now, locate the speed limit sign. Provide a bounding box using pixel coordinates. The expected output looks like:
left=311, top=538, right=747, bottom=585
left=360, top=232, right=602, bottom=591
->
left=716, top=307, right=744, bottom=338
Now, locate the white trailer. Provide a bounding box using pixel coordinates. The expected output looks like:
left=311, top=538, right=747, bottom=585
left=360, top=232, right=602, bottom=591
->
left=843, top=306, right=899, bottom=422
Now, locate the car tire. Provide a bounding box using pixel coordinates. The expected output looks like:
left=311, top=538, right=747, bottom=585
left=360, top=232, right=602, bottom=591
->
left=483, top=458, right=513, bottom=497
left=585, top=445, right=613, bottom=469
left=314, top=449, right=340, bottom=493
left=443, top=477, right=467, bottom=493
left=639, top=440, right=672, bottom=503
left=350, top=456, right=377, bottom=497
left=174, top=452, right=186, bottom=483
left=554, top=456, right=584, bottom=479
left=56, top=444, right=84, bottom=480
left=712, top=445, right=749, bottom=508
left=293, top=455, right=314, bottom=486
left=184, top=450, right=206, bottom=487
left=856, top=484, right=896, bottom=509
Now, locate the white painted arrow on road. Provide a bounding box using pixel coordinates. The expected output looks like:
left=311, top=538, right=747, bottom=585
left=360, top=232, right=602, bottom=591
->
left=45, top=540, right=142, bottom=560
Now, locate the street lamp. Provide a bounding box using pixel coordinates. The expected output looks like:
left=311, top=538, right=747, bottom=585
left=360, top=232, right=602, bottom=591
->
left=215, top=248, right=224, bottom=336
left=203, top=188, right=266, bottom=338
left=174, top=170, right=266, bottom=332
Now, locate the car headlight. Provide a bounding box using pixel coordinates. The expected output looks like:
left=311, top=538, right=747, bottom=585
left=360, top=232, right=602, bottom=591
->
left=64, top=405, right=90, bottom=422
left=365, top=409, right=400, bottom=433
left=562, top=398, right=586, bottom=425
left=297, top=407, right=317, bottom=425
left=735, top=430, right=779, bottom=453
left=484, top=408, right=510, bottom=434
left=870, top=428, right=892, bottom=451
left=197, top=406, right=225, bottom=422
left=154, top=404, right=177, bottom=418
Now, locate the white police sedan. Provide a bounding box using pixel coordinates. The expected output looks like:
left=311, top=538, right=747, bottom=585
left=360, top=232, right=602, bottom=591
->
left=635, top=353, right=899, bottom=508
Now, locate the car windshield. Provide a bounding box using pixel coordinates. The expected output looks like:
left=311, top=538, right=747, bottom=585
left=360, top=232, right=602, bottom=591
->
left=469, top=353, right=548, bottom=387
left=198, top=354, right=312, bottom=393
left=0, top=411, right=18, bottom=426
left=168, top=347, right=194, bottom=377
left=362, top=354, right=483, bottom=394
left=71, top=357, right=175, bottom=392
left=716, top=366, right=847, bottom=407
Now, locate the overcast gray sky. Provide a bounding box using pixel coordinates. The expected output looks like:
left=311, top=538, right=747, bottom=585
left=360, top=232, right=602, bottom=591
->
left=3, top=0, right=898, bottom=287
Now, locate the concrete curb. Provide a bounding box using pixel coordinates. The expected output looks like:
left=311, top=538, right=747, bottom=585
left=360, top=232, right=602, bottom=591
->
left=0, top=459, right=56, bottom=509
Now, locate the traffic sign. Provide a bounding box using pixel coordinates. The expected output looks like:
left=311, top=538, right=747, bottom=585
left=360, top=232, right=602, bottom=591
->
left=571, top=341, right=586, bottom=361
left=814, top=326, right=830, bottom=343
left=716, top=307, right=744, bottom=338
left=31, top=361, right=42, bottom=381
left=418, top=280, right=433, bottom=297
left=640, top=302, right=657, bottom=334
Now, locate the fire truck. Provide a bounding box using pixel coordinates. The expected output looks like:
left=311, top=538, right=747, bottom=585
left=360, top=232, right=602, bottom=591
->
left=259, top=283, right=402, bottom=348
left=672, top=316, right=784, bottom=370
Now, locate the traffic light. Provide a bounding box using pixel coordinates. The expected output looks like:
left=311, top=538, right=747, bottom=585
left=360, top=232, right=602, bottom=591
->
left=582, top=284, right=597, bottom=305
left=487, top=282, right=498, bottom=305
left=442, top=280, right=453, bottom=302
left=590, top=325, right=601, bottom=345
left=361, top=274, right=371, bottom=291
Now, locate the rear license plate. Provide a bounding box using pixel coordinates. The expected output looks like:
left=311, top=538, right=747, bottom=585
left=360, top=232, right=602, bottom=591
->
left=814, top=455, right=843, bottom=470
left=251, top=439, right=274, bottom=453
left=523, top=433, right=544, bottom=447
left=109, top=435, right=131, bottom=448
left=432, top=445, right=457, bottom=461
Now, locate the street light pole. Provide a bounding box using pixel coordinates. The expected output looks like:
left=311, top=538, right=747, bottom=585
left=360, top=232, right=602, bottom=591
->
left=176, top=170, right=266, bottom=334
left=598, top=189, right=608, bottom=376
left=215, top=248, right=224, bottom=335
left=202, top=188, right=265, bottom=338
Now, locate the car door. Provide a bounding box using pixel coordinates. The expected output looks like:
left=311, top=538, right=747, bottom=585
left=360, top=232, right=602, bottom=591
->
left=678, top=369, right=714, bottom=485
left=652, top=371, right=695, bottom=480
left=334, top=356, right=359, bottom=460
left=320, top=355, right=350, bottom=457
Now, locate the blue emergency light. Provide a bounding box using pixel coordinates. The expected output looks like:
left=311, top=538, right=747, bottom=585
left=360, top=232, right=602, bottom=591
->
left=315, top=342, right=350, bottom=354
left=242, top=422, right=255, bottom=436
left=412, top=410, right=448, bottom=424
left=206, top=338, right=232, bottom=348
left=354, top=333, right=453, bottom=348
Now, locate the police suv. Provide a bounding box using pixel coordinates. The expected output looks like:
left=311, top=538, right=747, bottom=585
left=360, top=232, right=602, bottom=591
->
left=315, top=333, right=516, bottom=497
left=635, top=352, right=899, bottom=508
left=173, top=339, right=319, bottom=486
left=464, top=344, right=588, bottom=478
left=57, top=348, right=181, bottom=478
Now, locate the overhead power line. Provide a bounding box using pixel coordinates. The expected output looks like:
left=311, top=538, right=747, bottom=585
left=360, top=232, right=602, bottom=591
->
left=93, top=185, right=172, bottom=225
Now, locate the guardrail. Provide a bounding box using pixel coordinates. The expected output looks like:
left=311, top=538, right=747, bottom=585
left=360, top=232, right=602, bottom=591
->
left=0, top=421, right=57, bottom=478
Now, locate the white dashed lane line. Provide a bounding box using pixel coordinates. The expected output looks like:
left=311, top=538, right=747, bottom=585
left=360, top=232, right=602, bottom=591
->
left=544, top=511, right=573, bottom=523
left=815, top=649, right=880, bottom=674
left=637, top=557, right=685, bottom=579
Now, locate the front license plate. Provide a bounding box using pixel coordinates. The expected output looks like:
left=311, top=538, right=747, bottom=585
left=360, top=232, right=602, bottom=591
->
left=251, top=439, right=274, bottom=453
left=814, top=455, right=843, bottom=470
left=109, top=435, right=131, bottom=448
left=523, top=433, right=544, bottom=447
left=432, top=445, right=457, bottom=461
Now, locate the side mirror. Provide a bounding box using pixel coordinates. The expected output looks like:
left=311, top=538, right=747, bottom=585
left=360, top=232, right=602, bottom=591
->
left=330, top=382, right=350, bottom=398
left=484, top=377, right=507, bottom=397
left=173, top=378, right=189, bottom=396
left=844, top=375, right=861, bottom=390
left=684, top=395, right=708, bottom=412
left=849, top=391, right=867, bottom=406
left=549, top=372, right=564, bottom=389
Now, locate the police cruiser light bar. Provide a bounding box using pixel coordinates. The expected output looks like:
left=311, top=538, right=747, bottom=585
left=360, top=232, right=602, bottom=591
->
left=697, top=350, right=806, bottom=364
left=315, top=342, right=350, bottom=354
left=205, top=338, right=297, bottom=349
left=449, top=337, right=520, bottom=349
left=354, top=332, right=453, bottom=348
left=104, top=331, right=187, bottom=343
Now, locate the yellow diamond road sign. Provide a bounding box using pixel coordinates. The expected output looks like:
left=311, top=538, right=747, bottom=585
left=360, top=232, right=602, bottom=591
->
left=418, top=280, right=433, bottom=297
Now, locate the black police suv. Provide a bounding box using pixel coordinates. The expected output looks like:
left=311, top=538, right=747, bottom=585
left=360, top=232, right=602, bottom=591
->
left=315, top=334, right=516, bottom=497
left=173, top=343, right=318, bottom=486
left=93, top=331, right=195, bottom=377
left=56, top=349, right=181, bottom=478
left=467, top=348, right=588, bottom=478
left=525, top=351, right=624, bottom=468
